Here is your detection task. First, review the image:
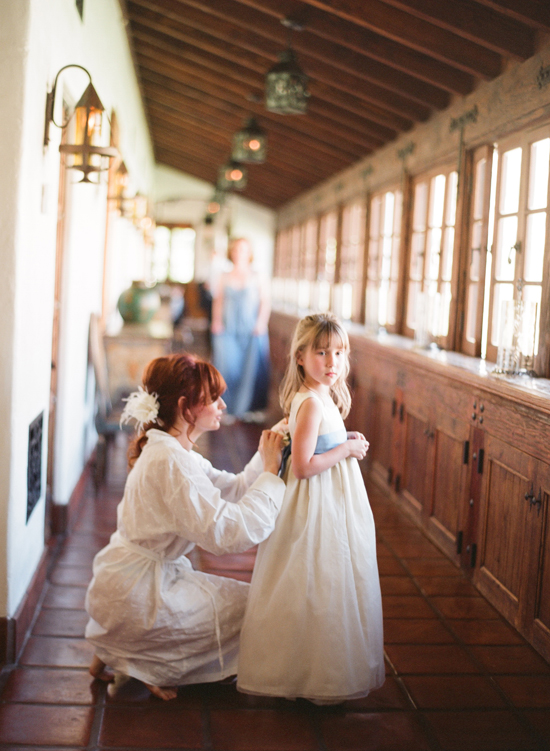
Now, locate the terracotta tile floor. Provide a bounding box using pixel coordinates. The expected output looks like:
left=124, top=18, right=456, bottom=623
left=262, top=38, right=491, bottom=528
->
left=1, top=424, right=549, bottom=751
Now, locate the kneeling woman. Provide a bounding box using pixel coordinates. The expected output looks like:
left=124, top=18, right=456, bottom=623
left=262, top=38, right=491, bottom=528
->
left=85, top=354, right=284, bottom=700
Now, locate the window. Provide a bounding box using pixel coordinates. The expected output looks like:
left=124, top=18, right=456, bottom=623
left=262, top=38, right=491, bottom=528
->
left=298, top=217, right=318, bottom=309
left=152, top=225, right=196, bottom=283
left=461, top=145, right=494, bottom=357
left=404, top=165, right=458, bottom=347
left=315, top=210, right=338, bottom=312
left=337, top=199, right=367, bottom=321
left=485, top=127, right=550, bottom=366
left=365, top=187, right=403, bottom=332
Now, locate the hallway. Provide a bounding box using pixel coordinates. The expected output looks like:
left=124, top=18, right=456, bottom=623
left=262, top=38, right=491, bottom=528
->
left=0, top=424, right=549, bottom=751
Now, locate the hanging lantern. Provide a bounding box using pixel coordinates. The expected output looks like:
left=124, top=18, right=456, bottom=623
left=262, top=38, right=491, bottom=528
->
left=232, top=117, right=267, bottom=163
left=218, top=160, right=248, bottom=191
left=265, top=47, right=309, bottom=115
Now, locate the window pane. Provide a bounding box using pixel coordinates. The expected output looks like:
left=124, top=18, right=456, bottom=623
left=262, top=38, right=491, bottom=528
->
left=152, top=225, right=171, bottom=281
left=439, top=282, right=452, bottom=337
left=528, top=138, right=550, bottom=210
left=368, top=238, right=379, bottom=279
left=365, top=281, right=379, bottom=328
left=473, top=158, right=487, bottom=220
left=383, top=192, right=395, bottom=235
left=169, top=227, right=195, bottom=283
left=465, top=283, right=479, bottom=342
left=413, top=182, right=428, bottom=231
left=387, top=281, right=398, bottom=326
left=441, top=227, right=455, bottom=282
left=370, top=195, right=381, bottom=237
left=429, top=174, right=446, bottom=228
left=499, top=147, right=522, bottom=215
left=524, top=211, right=546, bottom=282
left=491, top=282, right=514, bottom=345
left=426, top=227, right=442, bottom=280
left=445, top=171, right=458, bottom=225
left=494, top=216, right=518, bottom=281
left=470, top=221, right=483, bottom=281
left=406, top=280, right=421, bottom=328
left=410, top=232, right=425, bottom=280
left=523, top=285, right=541, bottom=355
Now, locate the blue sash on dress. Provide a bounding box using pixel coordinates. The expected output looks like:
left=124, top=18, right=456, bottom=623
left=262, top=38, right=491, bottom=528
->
left=278, top=428, right=347, bottom=477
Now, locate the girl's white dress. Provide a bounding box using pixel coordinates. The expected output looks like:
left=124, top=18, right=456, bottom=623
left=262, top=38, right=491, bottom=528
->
left=85, top=429, right=285, bottom=688
left=237, top=390, right=385, bottom=702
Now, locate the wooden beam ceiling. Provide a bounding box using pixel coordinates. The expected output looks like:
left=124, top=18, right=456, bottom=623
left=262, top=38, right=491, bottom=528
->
left=122, top=0, right=543, bottom=208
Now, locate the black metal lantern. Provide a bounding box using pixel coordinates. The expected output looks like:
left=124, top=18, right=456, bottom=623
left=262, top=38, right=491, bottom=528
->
left=265, top=47, right=309, bottom=115
left=232, top=117, right=267, bottom=163
left=218, top=160, right=248, bottom=191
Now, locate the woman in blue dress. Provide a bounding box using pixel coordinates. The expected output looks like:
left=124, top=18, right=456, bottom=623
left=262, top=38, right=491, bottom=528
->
left=211, top=238, right=270, bottom=422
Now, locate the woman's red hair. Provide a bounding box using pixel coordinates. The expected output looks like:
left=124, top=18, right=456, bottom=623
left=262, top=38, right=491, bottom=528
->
left=128, top=353, right=225, bottom=467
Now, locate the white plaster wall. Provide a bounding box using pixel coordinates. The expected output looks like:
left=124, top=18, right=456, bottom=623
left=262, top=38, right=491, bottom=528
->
left=0, top=0, right=155, bottom=617
left=0, top=0, right=31, bottom=621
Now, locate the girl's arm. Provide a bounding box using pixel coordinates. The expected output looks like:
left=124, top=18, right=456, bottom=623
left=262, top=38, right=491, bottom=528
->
left=291, top=398, right=369, bottom=480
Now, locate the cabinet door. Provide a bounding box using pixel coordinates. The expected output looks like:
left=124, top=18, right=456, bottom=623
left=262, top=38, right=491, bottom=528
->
left=475, top=435, right=537, bottom=627
left=366, top=389, right=395, bottom=485
left=425, top=413, right=471, bottom=563
left=527, top=462, right=550, bottom=663
left=399, top=404, right=431, bottom=521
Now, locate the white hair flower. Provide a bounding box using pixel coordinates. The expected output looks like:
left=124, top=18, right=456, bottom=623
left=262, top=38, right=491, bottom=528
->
left=120, top=387, right=160, bottom=432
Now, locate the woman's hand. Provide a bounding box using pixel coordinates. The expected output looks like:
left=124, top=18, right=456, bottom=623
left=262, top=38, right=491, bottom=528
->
left=345, top=437, right=370, bottom=461
left=270, top=417, right=289, bottom=434
left=211, top=321, right=224, bottom=335
left=259, top=430, right=284, bottom=475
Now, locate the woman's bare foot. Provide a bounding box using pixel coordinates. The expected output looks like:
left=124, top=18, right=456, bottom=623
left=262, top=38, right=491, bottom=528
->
left=89, top=654, right=114, bottom=682
left=145, top=683, right=178, bottom=701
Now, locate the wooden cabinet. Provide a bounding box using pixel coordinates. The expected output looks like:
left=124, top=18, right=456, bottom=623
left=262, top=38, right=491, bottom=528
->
left=269, top=312, right=550, bottom=661
left=475, top=436, right=550, bottom=659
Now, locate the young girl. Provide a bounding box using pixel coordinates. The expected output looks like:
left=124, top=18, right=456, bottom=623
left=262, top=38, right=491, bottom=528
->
left=85, top=353, right=284, bottom=700
left=237, top=313, right=385, bottom=703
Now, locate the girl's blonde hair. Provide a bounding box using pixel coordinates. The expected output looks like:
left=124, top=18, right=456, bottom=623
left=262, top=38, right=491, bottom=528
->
left=279, top=313, right=351, bottom=418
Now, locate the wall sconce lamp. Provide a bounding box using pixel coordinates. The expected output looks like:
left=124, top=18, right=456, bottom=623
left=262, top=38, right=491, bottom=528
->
left=232, top=117, right=267, bottom=163
left=44, top=64, right=118, bottom=182
left=109, top=160, right=130, bottom=214
left=218, top=160, right=248, bottom=191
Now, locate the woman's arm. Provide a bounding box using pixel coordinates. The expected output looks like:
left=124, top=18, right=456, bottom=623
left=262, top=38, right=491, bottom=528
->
left=167, top=451, right=285, bottom=555
left=292, top=398, right=369, bottom=480
left=253, top=274, right=271, bottom=335
left=211, top=277, right=226, bottom=335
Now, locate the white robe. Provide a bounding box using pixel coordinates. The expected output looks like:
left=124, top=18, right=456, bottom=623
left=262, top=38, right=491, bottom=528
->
left=85, top=429, right=285, bottom=687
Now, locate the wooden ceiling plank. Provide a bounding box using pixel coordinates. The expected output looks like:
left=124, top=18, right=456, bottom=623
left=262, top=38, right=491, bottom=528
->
left=182, top=0, right=475, bottom=95
left=140, top=70, right=370, bottom=169
left=373, top=0, right=534, bottom=59
left=139, top=66, right=385, bottom=153
left=131, top=0, right=447, bottom=111
left=137, top=46, right=396, bottom=142
left=127, top=5, right=431, bottom=122
left=147, top=105, right=347, bottom=184
left=132, top=28, right=410, bottom=132
left=278, top=0, right=503, bottom=78
left=472, top=0, right=550, bottom=33
left=154, top=130, right=314, bottom=193
left=145, top=98, right=356, bottom=170
left=155, top=147, right=296, bottom=206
